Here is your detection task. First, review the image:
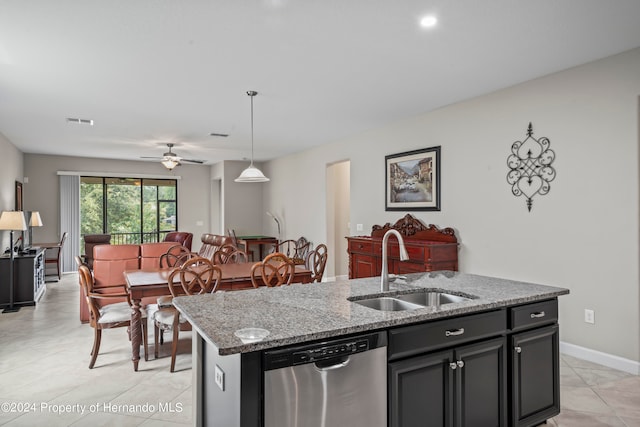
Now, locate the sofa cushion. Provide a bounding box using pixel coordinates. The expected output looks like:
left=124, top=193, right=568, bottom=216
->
left=93, top=244, right=141, bottom=287
left=140, top=242, right=181, bottom=269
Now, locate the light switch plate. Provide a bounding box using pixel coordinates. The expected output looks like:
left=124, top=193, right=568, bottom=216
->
left=214, top=365, right=225, bottom=391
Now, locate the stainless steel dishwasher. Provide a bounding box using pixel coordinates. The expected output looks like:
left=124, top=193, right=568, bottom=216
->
left=263, top=331, right=387, bottom=427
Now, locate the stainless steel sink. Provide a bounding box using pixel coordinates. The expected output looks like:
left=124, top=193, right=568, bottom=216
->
left=396, top=291, right=471, bottom=306
left=353, top=297, right=424, bottom=311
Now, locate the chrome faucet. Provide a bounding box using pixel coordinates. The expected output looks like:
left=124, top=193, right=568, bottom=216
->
left=381, top=229, right=409, bottom=292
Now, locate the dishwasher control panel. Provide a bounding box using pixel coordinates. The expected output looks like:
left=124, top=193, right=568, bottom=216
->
left=263, top=332, right=387, bottom=371
left=292, top=339, right=369, bottom=365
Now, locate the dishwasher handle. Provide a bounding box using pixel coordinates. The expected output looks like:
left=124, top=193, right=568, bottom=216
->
left=314, top=355, right=351, bottom=371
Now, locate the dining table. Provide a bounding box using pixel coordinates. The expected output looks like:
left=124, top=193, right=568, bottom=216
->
left=124, top=261, right=313, bottom=371
left=235, top=235, right=278, bottom=261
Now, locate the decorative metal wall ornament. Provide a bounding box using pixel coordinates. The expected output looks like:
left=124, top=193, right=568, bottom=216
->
left=506, top=123, right=556, bottom=212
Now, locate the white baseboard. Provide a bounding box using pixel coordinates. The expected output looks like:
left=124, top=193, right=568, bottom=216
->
left=322, top=275, right=348, bottom=283
left=560, top=341, right=640, bottom=375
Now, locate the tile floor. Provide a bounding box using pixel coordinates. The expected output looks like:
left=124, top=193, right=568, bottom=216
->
left=1, top=273, right=639, bottom=426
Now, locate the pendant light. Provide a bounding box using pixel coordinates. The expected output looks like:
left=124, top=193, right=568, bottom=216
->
left=235, top=90, right=270, bottom=182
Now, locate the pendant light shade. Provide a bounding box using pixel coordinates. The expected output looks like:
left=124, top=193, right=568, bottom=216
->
left=235, top=90, right=270, bottom=183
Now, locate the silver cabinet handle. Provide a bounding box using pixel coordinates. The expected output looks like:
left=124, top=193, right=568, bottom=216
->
left=445, top=328, right=465, bottom=337
left=515, top=346, right=522, bottom=354
left=530, top=311, right=545, bottom=319
left=449, top=362, right=457, bottom=370
left=456, top=360, right=464, bottom=368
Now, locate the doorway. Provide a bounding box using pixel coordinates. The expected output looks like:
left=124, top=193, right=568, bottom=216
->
left=326, top=160, right=350, bottom=280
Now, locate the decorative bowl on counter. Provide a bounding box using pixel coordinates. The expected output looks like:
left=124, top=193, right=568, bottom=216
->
left=234, top=327, right=270, bottom=344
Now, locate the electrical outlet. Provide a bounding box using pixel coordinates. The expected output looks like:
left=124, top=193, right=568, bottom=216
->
left=356, top=224, right=364, bottom=232
left=584, top=309, right=595, bottom=324
left=214, top=365, right=225, bottom=391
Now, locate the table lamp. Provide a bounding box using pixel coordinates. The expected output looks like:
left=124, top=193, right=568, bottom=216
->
left=0, top=211, right=27, bottom=313
left=28, top=211, right=43, bottom=249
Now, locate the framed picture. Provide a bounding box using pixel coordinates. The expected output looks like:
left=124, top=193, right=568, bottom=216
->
left=15, top=181, right=23, bottom=211
left=385, top=146, right=441, bottom=211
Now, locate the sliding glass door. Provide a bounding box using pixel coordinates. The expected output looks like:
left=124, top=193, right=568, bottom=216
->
left=80, top=177, right=177, bottom=244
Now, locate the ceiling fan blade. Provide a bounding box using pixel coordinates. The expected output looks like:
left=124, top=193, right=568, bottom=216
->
left=182, top=158, right=205, bottom=164
left=140, top=156, right=163, bottom=160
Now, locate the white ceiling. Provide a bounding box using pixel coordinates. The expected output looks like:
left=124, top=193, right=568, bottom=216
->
left=1, top=1, right=640, bottom=166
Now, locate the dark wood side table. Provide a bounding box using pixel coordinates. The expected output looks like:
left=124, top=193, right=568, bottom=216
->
left=0, top=248, right=45, bottom=308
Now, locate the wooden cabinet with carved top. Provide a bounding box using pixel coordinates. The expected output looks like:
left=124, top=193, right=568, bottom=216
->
left=346, top=214, right=459, bottom=279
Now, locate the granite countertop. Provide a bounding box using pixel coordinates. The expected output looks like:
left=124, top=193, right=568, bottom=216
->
left=172, top=271, right=569, bottom=356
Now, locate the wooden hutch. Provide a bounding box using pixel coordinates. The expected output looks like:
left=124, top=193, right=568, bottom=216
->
left=346, top=214, right=458, bottom=279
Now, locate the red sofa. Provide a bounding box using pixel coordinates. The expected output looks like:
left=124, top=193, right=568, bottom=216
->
left=79, top=242, right=179, bottom=323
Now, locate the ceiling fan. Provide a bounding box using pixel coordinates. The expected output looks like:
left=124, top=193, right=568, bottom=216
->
left=141, top=143, right=205, bottom=170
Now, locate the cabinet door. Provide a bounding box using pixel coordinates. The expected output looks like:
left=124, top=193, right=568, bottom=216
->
left=389, top=350, right=454, bottom=427
left=454, top=337, right=507, bottom=427
left=352, top=253, right=378, bottom=279
left=511, top=325, right=559, bottom=426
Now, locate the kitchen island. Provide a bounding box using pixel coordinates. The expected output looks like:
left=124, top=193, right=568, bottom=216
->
left=173, top=271, right=569, bottom=427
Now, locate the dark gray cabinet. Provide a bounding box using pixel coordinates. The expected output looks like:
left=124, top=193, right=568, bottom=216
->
left=389, top=350, right=453, bottom=426
left=388, top=310, right=508, bottom=427
left=508, top=299, right=560, bottom=426
left=390, top=337, right=507, bottom=427
left=0, top=249, right=45, bottom=307
left=388, top=300, right=561, bottom=427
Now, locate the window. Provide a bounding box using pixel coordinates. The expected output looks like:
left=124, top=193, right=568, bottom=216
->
left=80, top=177, right=177, bottom=244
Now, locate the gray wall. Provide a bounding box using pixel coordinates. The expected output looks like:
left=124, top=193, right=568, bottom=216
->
left=0, top=133, right=24, bottom=251
left=262, top=48, right=640, bottom=364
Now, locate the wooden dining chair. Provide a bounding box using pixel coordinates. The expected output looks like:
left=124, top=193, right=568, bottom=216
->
left=78, top=263, right=149, bottom=369
left=213, top=243, right=249, bottom=264
left=159, top=244, right=195, bottom=268
left=251, top=252, right=295, bottom=287
left=156, top=245, right=198, bottom=345
left=44, top=232, right=67, bottom=280
left=270, top=238, right=311, bottom=265
left=153, top=257, right=222, bottom=372
left=306, top=243, right=328, bottom=282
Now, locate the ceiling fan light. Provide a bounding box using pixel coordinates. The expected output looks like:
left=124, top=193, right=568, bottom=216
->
left=235, top=164, right=270, bottom=182
left=161, top=158, right=180, bottom=170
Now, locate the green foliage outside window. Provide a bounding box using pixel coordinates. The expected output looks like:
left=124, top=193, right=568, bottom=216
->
left=80, top=177, right=177, bottom=244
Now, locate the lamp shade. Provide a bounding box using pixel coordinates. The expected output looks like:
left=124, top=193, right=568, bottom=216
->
left=235, top=165, right=270, bottom=183
left=161, top=158, right=180, bottom=170
left=0, top=211, right=27, bottom=231
left=30, top=211, right=44, bottom=227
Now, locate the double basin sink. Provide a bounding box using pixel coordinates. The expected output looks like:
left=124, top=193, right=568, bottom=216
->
left=351, top=290, right=473, bottom=312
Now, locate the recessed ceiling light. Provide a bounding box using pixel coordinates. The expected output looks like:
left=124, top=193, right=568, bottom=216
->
left=420, top=15, right=438, bottom=28
left=66, top=117, right=94, bottom=126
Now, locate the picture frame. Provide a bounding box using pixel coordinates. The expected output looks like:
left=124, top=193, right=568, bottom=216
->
left=15, top=181, right=23, bottom=211
left=385, top=146, right=441, bottom=211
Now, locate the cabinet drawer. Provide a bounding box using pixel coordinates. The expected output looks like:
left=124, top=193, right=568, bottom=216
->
left=388, top=309, right=507, bottom=361
left=509, top=299, right=558, bottom=332
left=388, top=244, right=425, bottom=260
left=348, top=239, right=373, bottom=254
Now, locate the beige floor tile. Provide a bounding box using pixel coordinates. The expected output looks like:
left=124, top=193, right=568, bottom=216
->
left=551, top=410, right=627, bottom=426
left=592, top=378, right=640, bottom=419
left=619, top=416, right=640, bottom=427
left=560, top=364, right=589, bottom=387
left=574, top=367, right=633, bottom=387
left=560, top=386, right=613, bottom=415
